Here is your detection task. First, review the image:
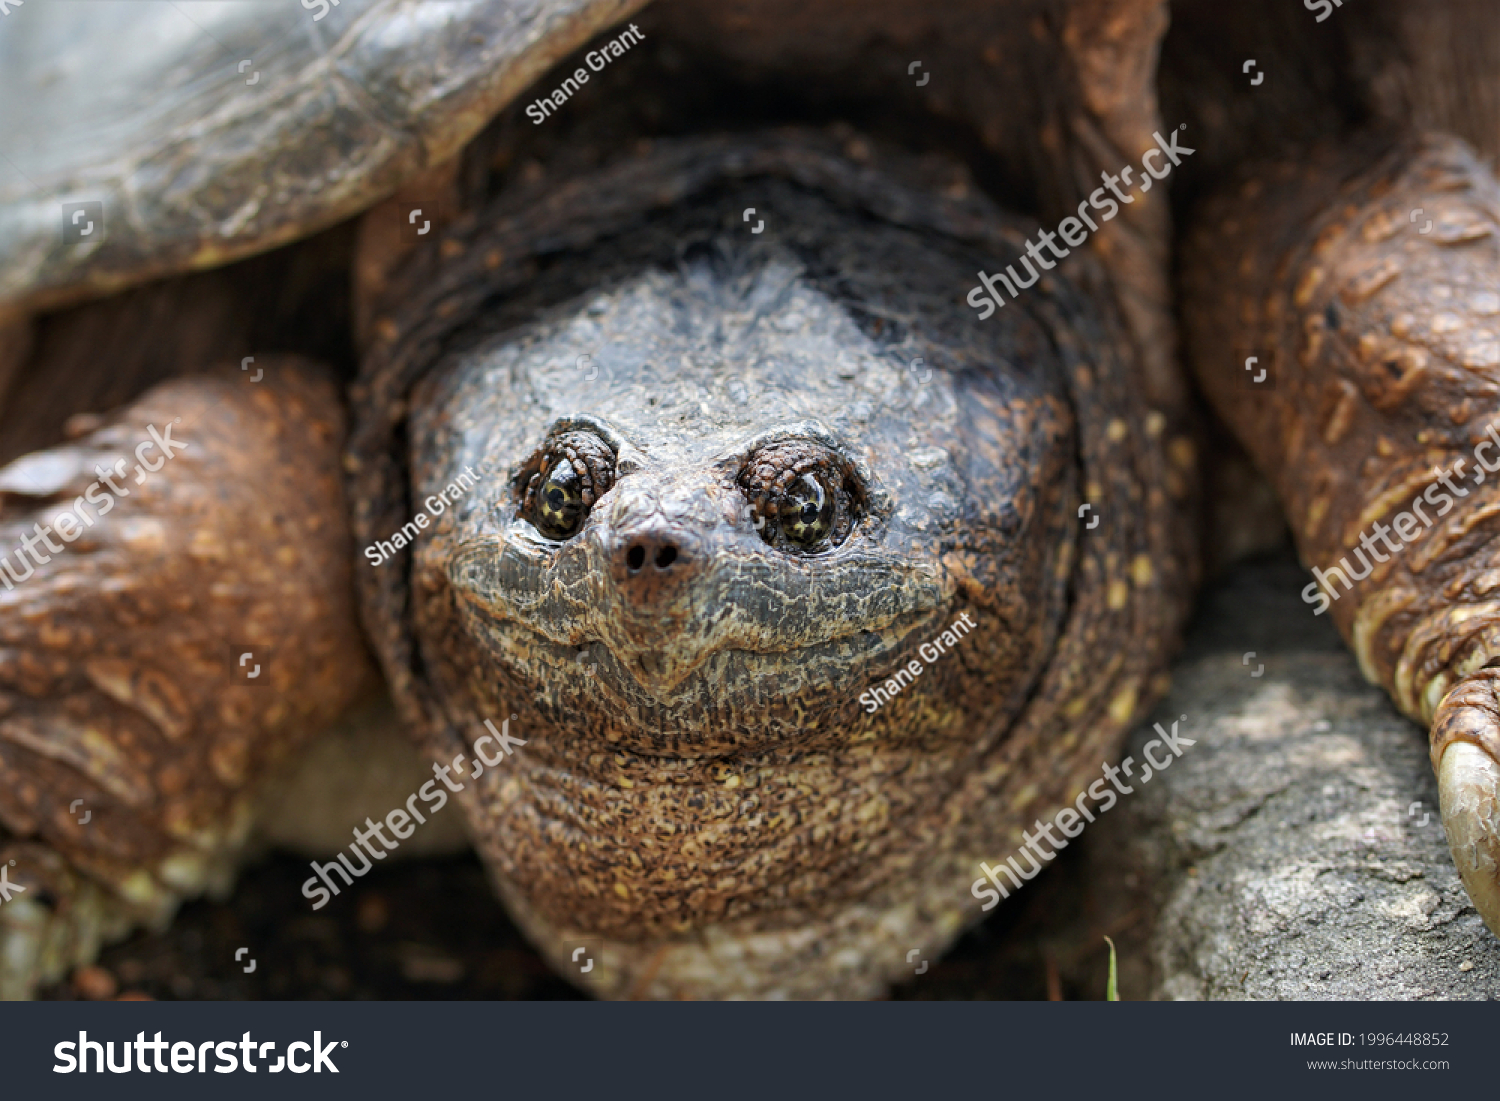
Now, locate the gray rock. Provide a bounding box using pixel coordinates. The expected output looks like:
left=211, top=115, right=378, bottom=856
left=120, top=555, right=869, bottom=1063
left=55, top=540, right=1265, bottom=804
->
left=1088, top=552, right=1500, bottom=999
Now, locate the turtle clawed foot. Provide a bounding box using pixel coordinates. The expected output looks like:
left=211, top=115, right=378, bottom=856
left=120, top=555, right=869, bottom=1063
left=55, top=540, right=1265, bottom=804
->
left=1432, top=670, right=1500, bottom=938
left=1439, top=742, right=1500, bottom=936
left=0, top=842, right=131, bottom=1000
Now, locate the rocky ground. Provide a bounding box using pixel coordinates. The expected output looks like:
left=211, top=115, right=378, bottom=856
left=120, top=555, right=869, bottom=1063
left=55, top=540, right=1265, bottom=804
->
left=1085, top=553, right=1500, bottom=999
left=40, top=550, right=1500, bottom=1000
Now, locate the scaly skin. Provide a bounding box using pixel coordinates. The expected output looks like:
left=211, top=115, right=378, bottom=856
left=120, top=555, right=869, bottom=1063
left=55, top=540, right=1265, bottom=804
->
left=0, top=362, right=378, bottom=996
left=352, top=131, right=1196, bottom=997
left=1181, top=132, right=1500, bottom=935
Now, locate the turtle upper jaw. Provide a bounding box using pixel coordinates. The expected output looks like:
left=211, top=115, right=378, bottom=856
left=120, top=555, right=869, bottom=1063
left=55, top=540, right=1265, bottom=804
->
left=448, top=539, right=952, bottom=754
left=444, top=478, right=954, bottom=716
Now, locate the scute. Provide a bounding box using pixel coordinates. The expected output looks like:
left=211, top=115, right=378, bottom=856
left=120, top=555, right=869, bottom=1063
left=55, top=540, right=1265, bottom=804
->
left=0, top=0, right=647, bottom=315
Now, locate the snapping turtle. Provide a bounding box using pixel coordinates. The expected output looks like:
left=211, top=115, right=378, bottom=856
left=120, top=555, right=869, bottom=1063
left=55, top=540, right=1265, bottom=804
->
left=0, top=0, right=1495, bottom=999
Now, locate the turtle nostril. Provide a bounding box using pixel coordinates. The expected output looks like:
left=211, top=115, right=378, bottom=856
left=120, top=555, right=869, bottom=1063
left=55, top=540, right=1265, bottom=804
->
left=623, top=538, right=682, bottom=576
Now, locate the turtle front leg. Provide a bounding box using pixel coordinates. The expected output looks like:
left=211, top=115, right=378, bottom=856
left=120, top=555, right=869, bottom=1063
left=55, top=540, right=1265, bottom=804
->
left=1180, top=132, right=1500, bottom=933
left=0, top=360, right=377, bottom=996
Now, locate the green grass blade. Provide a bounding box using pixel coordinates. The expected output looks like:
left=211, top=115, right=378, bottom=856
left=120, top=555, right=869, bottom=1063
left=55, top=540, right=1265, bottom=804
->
left=1104, top=936, right=1119, bottom=1001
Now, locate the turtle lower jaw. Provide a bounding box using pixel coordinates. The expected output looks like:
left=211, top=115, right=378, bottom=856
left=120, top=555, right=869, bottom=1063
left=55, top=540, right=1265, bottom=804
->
left=470, top=605, right=950, bottom=756
left=602, top=608, right=941, bottom=703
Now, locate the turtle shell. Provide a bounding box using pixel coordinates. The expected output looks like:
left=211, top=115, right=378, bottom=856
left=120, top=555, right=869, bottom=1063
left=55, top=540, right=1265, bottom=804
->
left=0, top=0, right=645, bottom=315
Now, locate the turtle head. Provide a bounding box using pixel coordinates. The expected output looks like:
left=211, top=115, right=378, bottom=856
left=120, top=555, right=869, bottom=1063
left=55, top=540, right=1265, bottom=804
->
left=462, top=411, right=942, bottom=738
left=438, top=409, right=956, bottom=757
left=401, top=210, right=1080, bottom=958
left=379, top=160, right=1129, bottom=995
left=408, top=222, right=1077, bottom=760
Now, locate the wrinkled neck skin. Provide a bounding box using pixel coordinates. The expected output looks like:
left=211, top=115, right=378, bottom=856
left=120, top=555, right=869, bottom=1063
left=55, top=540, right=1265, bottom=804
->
left=401, top=180, right=1085, bottom=996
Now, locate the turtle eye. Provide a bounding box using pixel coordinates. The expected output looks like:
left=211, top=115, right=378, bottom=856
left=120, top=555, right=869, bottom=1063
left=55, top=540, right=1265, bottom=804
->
left=520, top=430, right=615, bottom=541
left=536, top=459, right=586, bottom=538
left=739, top=441, right=860, bottom=554
left=781, top=472, right=833, bottom=546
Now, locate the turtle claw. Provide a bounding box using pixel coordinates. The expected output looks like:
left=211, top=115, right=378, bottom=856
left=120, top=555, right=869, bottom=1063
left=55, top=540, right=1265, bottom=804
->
left=0, top=842, right=130, bottom=1000
left=1431, top=669, right=1500, bottom=938
left=1439, top=741, right=1500, bottom=937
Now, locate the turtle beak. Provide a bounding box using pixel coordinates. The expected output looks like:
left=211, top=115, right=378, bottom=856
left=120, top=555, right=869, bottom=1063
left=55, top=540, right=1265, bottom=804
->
left=1432, top=668, right=1500, bottom=936
left=592, top=477, right=720, bottom=698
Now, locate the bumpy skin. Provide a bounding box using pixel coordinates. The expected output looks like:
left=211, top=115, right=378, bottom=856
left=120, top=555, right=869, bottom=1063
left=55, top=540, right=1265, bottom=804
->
left=0, top=362, right=377, bottom=996
left=1181, top=133, right=1500, bottom=932
left=351, top=131, right=1194, bottom=997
